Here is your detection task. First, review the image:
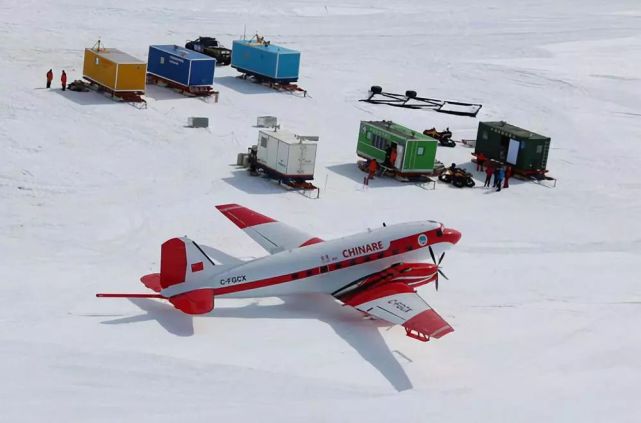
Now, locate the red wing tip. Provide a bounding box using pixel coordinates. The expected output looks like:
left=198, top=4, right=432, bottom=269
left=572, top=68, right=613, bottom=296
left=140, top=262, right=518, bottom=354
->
left=403, top=309, right=454, bottom=340
left=215, top=203, right=241, bottom=212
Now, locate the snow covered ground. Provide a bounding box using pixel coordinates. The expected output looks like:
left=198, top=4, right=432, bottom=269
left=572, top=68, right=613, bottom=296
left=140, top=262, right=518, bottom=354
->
left=1, top=0, right=641, bottom=421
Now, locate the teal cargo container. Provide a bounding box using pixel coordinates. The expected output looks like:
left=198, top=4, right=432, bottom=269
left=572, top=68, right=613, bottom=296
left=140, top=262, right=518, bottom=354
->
left=475, top=121, right=551, bottom=175
left=357, top=121, right=438, bottom=174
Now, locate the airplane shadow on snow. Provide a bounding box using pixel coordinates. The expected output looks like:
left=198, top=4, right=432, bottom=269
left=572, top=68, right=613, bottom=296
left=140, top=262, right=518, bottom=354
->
left=102, top=294, right=413, bottom=391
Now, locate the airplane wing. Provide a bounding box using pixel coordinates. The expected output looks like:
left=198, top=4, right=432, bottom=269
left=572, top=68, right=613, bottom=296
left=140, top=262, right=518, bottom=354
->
left=215, top=204, right=323, bottom=254
left=335, top=277, right=453, bottom=342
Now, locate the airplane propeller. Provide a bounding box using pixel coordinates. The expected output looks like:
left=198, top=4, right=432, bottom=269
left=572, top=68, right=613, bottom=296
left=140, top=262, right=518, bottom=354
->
left=428, top=245, right=449, bottom=291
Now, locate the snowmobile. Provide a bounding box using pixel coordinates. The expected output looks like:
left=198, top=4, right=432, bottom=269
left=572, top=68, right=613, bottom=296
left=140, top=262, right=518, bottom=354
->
left=438, top=166, right=475, bottom=188
left=424, top=127, right=456, bottom=148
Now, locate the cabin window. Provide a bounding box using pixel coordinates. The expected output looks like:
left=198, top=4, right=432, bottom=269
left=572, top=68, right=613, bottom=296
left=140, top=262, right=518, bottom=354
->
left=417, top=147, right=424, bottom=156
left=406, top=245, right=413, bottom=251
left=291, top=272, right=299, bottom=279
left=320, top=265, right=328, bottom=274
left=378, top=252, right=385, bottom=259
left=392, top=249, right=400, bottom=255
left=335, top=262, right=342, bottom=269
left=306, top=269, right=313, bottom=277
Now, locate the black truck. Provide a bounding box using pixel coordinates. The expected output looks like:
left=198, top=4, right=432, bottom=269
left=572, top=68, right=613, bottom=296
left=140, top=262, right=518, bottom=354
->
left=185, top=37, right=231, bottom=65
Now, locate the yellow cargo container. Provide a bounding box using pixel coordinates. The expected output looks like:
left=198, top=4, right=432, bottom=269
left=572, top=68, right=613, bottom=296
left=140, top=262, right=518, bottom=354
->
left=83, top=48, right=146, bottom=93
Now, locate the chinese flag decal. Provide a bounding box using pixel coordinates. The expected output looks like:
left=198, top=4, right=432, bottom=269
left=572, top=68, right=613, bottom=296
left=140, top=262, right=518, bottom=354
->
left=191, top=262, right=204, bottom=272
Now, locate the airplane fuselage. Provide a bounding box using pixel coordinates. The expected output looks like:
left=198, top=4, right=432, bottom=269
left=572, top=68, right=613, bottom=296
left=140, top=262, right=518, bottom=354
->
left=160, top=221, right=459, bottom=299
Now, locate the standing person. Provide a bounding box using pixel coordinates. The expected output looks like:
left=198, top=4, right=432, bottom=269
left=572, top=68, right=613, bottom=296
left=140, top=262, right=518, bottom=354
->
left=476, top=152, right=486, bottom=171
left=484, top=165, right=494, bottom=187
left=368, top=159, right=378, bottom=181
left=46, top=69, right=53, bottom=88
left=384, top=145, right=393, bottom=167
left=61, top=70, right=67, bottom=91
left=389, top=147, right=398, bottom=169
left=504, top=165, right=512, bottom=188
left=496, top=167, right=505, bottom=192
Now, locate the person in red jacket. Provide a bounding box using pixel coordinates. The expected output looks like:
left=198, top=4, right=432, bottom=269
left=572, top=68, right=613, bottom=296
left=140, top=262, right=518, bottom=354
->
left=476, top=152, right=486, bottom=171
left=61, top=70, right=67, bottom=91
left=504, top=165, right=512, bottom=188
left=389, top=147, right=398, bottom=169
left=46, top=69, right=53, bottom=88
left=368, top=159, right=378, bottom=180
left=484, top=165, right=494, bottom=187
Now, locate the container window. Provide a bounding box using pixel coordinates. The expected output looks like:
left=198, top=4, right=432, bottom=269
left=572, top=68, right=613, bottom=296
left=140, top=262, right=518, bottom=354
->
left=95, top=57, right=100, bottom=65
left=417, top=147, right=424, bottom=156
left=536, top=145, right=543, bottom=153
left=160, top=57, right=165, bottom=64
left=260, top=136, right=268, bottom=148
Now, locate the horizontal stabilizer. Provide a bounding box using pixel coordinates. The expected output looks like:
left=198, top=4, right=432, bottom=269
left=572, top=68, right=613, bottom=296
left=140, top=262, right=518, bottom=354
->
left=140, top=273, right=162, bottom=292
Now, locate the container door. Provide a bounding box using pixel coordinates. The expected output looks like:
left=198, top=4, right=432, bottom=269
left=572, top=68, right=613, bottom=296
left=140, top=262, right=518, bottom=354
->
left=507, top=139, right=520, bottom=165
left=395, top=145, right=404, bottom=170
left=394, top=144, right=403, bottom=169
left=257, top=133, right=270, bottom=164
left=277, top=141, right=289, bottom=174
left=291, top=143, right=316, bottom=176
left=267, top=135, right=279, bottom=170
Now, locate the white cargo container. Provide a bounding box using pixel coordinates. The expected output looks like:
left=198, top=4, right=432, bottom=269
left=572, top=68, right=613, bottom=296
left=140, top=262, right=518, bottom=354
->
left=256, top=129, right=318, bottom=179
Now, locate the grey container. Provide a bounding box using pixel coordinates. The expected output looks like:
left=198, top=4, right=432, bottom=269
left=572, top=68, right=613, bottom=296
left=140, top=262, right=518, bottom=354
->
left=188, top=117, right=209, bottom=128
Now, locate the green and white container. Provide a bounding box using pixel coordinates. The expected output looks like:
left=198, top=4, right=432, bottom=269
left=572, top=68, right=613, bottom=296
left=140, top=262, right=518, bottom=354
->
left=357, top=121, right=438, bottom=174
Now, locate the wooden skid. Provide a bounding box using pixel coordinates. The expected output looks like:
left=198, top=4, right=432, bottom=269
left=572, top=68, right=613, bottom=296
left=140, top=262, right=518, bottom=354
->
left=147, top=74, right=219, bottom=102
left=83, top=77, right=147, bottom=107
left=239, top=74, right=307, bottom=97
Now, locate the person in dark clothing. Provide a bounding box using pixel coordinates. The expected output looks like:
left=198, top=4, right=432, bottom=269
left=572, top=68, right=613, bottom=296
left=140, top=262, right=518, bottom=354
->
left=61, top=70, right=67, bottom=91
left=484, top=165, right=494, bottom=187
left=384, top=145, right=393, bottom=167
left=46, top=69, right=53, bottom=88
left=495, top=167, right=505, bottom=192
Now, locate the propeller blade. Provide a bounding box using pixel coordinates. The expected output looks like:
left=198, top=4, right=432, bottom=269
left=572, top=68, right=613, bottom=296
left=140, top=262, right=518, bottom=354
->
left=438, top=268, right=449, bottom=281
left=429, top=245, right=437, bottom=264
left=435, top=275, right=439, bottom=291
left=438, top=252, right=445, bottom=265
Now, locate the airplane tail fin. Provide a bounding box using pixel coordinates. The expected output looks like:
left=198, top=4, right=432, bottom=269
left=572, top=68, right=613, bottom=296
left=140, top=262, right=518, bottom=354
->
left=99, top=237, right=234, bottom=315
left=145, top=237, right=217, bottom=314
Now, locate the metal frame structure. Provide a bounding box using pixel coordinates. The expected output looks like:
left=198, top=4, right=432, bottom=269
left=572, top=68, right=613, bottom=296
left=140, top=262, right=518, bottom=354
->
left=360, top=86, right=482, bottom=117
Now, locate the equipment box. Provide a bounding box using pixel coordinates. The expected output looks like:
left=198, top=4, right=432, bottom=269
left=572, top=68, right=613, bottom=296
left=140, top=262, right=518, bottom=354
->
left=256, top=129, right=317, bottom=179
left=231, top=40, right=300, bottom=83
left=147, top=45, right=215, bottom=87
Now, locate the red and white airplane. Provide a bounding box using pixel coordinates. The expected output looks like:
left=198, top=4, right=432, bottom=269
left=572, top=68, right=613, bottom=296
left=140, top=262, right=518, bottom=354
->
left=98, top=204, right=462, bottom=342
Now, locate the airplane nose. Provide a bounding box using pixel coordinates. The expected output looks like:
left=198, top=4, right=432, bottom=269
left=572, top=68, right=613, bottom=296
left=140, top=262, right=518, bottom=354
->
left=442, top=228, right=462, bottom=245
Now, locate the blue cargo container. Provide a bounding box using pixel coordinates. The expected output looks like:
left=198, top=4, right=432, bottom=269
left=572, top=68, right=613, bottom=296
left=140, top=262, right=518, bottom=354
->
left=231, top=40, right=300, bottom=83
left=147, top=45, right=215, bottom=87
